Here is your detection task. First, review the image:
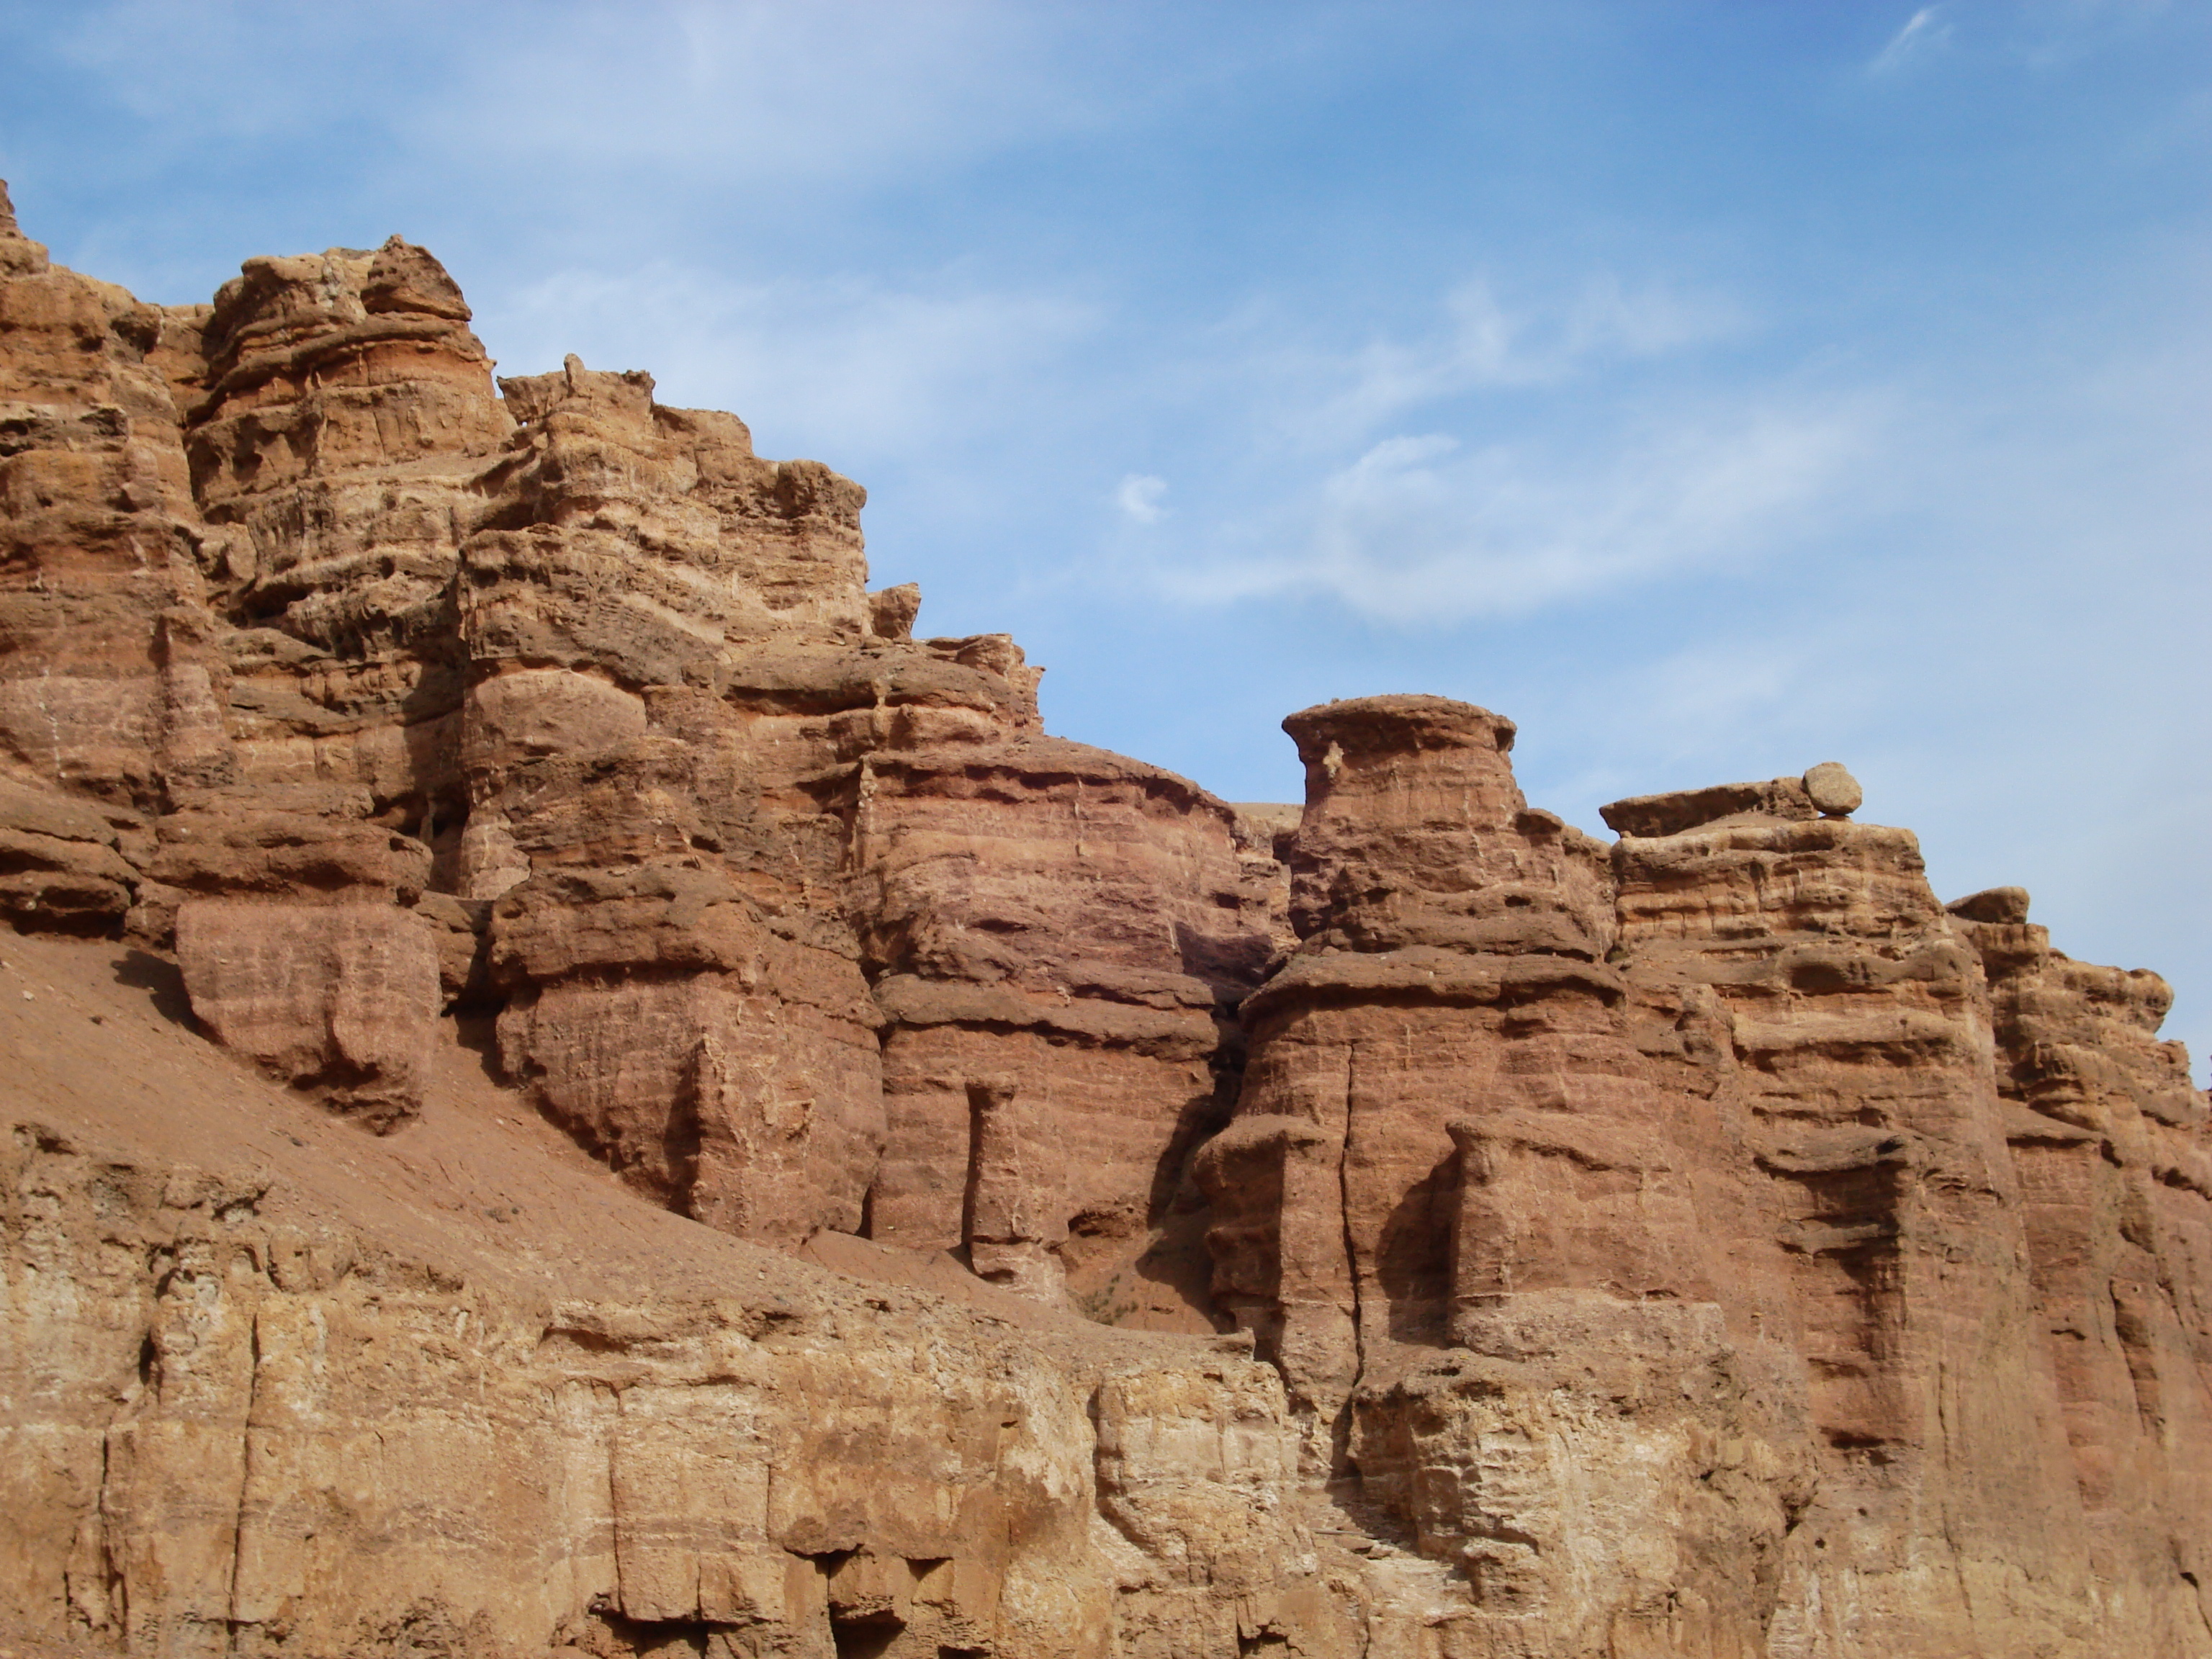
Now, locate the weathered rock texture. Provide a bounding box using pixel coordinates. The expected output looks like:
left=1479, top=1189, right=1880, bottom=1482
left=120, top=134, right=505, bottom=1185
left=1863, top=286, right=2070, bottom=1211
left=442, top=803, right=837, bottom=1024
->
left=4, top=185, right=2210, bottom=1658
left=0, top=933, right=1345, bottom=1659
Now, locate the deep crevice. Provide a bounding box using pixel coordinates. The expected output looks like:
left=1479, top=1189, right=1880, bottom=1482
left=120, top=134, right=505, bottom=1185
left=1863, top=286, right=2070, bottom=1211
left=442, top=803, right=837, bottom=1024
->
left=1333, top=1039, right=1367, bottom=1474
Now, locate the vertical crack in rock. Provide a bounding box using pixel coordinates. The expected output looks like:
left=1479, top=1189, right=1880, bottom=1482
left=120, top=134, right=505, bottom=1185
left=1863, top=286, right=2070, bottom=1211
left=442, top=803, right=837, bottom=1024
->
left=1334, top=1038, right=1366, bottom=1471
left=222, top=1303, right=264, bottom=1642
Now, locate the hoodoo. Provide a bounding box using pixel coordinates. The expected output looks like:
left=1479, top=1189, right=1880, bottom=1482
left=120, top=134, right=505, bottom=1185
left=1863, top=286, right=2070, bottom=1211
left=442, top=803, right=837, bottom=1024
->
left=3, top=186, right=2208, bottom=1658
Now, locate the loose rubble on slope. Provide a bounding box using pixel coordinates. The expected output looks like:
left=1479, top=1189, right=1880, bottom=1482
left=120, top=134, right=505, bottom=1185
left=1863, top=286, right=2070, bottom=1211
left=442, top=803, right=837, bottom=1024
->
left=2, top=184, right=2208, bottom=1659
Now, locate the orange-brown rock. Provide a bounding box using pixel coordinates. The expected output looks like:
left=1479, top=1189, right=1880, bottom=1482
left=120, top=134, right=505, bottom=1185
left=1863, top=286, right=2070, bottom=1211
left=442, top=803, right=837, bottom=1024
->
left=0, top=935, right=1340, bottom=1659
left=0, top=182, right=231, bottom=817
left=1196, top=692, right=2212, bottom=1655
left=1607, top=806, right=2099, bottom=1653
left=149, top=782, right=441, bottom=1128
left=0, top=774, right=138, bottom=930
left=849, top=737, right=1274, bottom=1326
left=171, top=899, right=439, bottom=1132
left=488, top=862, right=886, bottom=1243
left=1210, top=700, right=1688, bottom=1451
left=1951, top=890, right=2212, bottom=1642
left=4, top=186, right=2210, bottom=1659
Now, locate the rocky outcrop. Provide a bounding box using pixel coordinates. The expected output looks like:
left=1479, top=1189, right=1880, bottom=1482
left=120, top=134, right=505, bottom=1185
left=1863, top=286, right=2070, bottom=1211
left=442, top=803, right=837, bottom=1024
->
left=853, top=737, right=1273, bottom=1324
left=0, top=775, right=138, bottom=930
left=1193, top=704, right=2212, bottom=1655
left=0, top=186, right=1275, bottom=1254
left=0, top=936, right=1340, bottom=1659
left=1203, top=698, right=1799, bottom=1653
left=1949, top=889, right=2212, bottom=1642
left=3, top=186, right=2209, bottom=1658
left=1606, top=778, right=2105, bottom=1654
left=0, top=184, right=228, bottom=823
left=1204, top=700, right=1665, bottom=1406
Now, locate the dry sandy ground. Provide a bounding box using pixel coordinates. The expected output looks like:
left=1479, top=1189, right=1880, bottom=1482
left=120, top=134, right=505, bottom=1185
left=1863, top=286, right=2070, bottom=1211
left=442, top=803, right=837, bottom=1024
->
left=0, top=928, right=1134, bottom=1324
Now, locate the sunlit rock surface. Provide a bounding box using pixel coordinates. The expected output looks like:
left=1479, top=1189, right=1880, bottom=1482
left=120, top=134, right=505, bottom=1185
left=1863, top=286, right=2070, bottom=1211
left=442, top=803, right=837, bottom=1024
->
left=3, top=182, right=2208, bottom=1659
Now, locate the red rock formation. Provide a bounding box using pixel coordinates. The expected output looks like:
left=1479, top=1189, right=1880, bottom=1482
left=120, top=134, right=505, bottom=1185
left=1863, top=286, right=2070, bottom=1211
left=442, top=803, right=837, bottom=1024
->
left=1951, top=886, right=2212, bottom=1645
left=1606, top=786, right=2097, bottom=1653
left=1198, top=699, right=2212, bottom=1654
left=852, top=737, right=1272, bottom=1322
left=2, top=186, right=2208, bottom=1658
left=0, top=186, right=1278, bottom=1282
left=0, top=181, right=229, bottom=821
left=1208, top=699, right=1681, bottom=1416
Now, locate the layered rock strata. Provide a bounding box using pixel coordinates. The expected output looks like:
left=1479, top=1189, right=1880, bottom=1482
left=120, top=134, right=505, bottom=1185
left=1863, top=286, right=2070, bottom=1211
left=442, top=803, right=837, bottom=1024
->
left=2, top=186, right=2208, bottom=1658
left=0, top=186, right=1274, bottom=1298
left=0, top=938, right=1348, bottom=1659
left=1194, top=701, right=2212, bottom=1655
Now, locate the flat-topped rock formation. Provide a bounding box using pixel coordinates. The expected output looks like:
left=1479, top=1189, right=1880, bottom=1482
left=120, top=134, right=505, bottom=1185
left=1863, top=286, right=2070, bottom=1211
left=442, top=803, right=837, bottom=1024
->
left=2, top=184, right=2208, bottom=1658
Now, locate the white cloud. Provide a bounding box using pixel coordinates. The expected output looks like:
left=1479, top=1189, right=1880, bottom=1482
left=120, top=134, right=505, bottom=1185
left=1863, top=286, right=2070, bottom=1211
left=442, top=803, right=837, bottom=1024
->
left=1115, top=474, right=1168, bottom=524
left=46, top=0, right=1086, bottom=192
left=474, top=261, right=1100, bottom=462
left=424, top=1, right=1087, bottom=189
left=1871, top=6, right=1955, bottom=76
left=1159, top=405, right=1864, bottom=625
left=1262, top=274, right=1749, bottom=454
left=1563, top=273, right=1745, bottom=359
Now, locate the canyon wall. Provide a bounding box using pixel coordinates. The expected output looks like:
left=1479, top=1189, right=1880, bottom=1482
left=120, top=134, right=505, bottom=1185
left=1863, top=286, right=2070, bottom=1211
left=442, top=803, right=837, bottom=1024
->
left=2, top=184, right=2208, bottom=1658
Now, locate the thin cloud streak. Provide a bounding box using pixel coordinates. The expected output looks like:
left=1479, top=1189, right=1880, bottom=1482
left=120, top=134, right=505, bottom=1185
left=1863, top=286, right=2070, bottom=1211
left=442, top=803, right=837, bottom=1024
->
left=42, top=0, right=1083, bottom=189
left=1871, top=6, right=1954, bottom=76
left=1247, top=275, right=1753, bottom=456
left=418, top=1, right=1089, bottom=189
left=1154, top=403, right=1866, bottom=625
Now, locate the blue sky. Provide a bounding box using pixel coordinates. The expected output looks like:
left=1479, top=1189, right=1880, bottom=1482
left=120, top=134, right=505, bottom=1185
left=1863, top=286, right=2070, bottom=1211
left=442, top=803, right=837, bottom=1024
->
left=3, top=1, right=2206, bottom=1074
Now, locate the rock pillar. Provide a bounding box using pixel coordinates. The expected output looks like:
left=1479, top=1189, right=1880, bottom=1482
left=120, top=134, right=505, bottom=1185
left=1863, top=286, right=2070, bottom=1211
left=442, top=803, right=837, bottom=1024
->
left=1216, top=697, right=1714, bottom=1471
left=963, top=1076, right=1066, bottom=1302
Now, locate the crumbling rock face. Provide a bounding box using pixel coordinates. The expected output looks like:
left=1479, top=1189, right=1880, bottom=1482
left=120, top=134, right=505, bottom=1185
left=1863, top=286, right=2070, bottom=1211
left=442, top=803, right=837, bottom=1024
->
left=487, top=860, right=887, bottom=1243
left=0, top=989, right=1335, bottom=1659
left=1197, top=706, right=2211, bottom=1655
left=852, top=738, right=1274, bottom=1320
left=0, top=775, right=138, bottom=930
left=4, top=187, right=2211, bottom=1658
left=1349, top=1299, right=1814, bottom=1658
left=0, top=182, right=229, bottom=817
left=1949, top=893, right=2212, bottom=1642
left=1606, top=793, right=2110, bottom=1655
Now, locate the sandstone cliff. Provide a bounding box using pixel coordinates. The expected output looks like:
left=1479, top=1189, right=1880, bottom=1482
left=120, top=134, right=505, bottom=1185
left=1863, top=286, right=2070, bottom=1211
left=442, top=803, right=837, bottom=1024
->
left=2, top=183, right=2208, bottom=1659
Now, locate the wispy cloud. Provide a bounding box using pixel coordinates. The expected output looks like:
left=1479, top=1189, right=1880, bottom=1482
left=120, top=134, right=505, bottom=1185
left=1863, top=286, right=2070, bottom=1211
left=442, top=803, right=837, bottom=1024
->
left=475, top=262, right=1100, bottom=462
left=1156, top=403, right=1866, bottom=624
left=424, top=1, right=1088, bottom=190
left=1279, top=275, right=1750, bottom=451
left=45, top=0, right=1084, bottom=191
left=1871, top=6, right=1955, bottom=76
left=1115, top=475, right=1168, bottom=524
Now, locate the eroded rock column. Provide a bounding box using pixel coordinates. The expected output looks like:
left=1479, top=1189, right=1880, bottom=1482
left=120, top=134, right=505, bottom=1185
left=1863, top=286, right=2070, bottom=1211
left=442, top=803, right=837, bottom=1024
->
left=1215, top=698, right=1812, bottom=1654
left=1214, top=698, right=1705, bottom=1383
left=960, top=1076, right=1066, bottom=1300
